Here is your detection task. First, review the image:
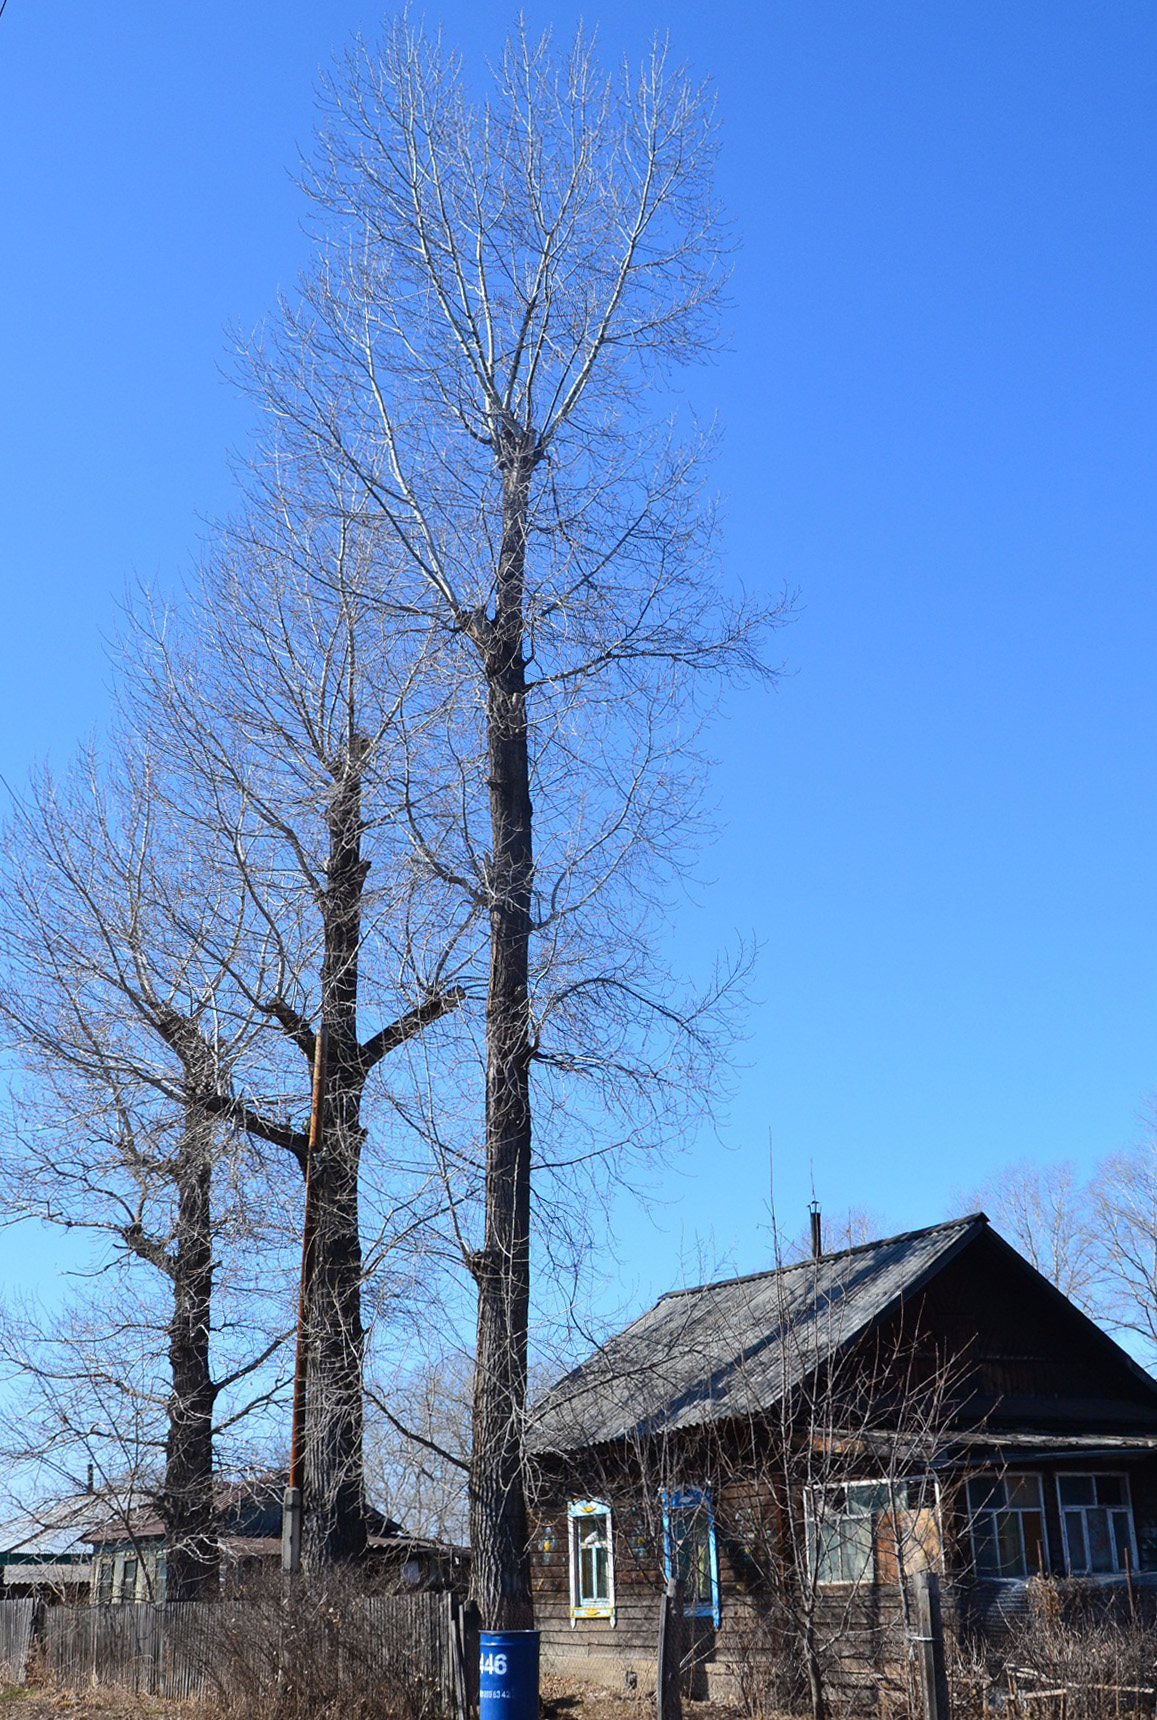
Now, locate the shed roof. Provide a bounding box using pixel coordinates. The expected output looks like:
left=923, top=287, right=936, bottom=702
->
left=529, top=1214, right=987, bottom=1453
left=0, top=1496, right=109, bottom=1560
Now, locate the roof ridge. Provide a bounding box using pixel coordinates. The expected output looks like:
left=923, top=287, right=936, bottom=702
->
left=655, top=1212, right=988, bottom=1304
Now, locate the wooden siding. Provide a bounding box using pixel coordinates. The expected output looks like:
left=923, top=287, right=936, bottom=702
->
left=532, top=1467, right=922, bottom=1701
left=533, top=1496, right=666, bottom=1691
left=531, top=1484, right=928, bottom=1708
left=528, top=1221, right=1157, bottom=1704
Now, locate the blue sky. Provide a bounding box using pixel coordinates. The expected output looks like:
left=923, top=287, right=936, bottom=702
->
left=2, top=2, right=1157, bottom=1310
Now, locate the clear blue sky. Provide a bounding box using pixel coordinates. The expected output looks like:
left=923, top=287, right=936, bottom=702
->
left=2, top=1, right=1156, bottom=1308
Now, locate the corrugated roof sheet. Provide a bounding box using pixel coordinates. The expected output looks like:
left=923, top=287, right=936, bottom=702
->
left=0, top=1497, right=110, bottom=1559
left=529, top=1215, right=986, bottom=1453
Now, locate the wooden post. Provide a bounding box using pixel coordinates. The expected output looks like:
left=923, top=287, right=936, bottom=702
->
left=445, top=1592, right=471, bottom=1720
left=911, top=1570, right=951, bottom=1720
left=1124, top=1542, right=1136, bottom=1623
left=657, top=1579, right=684, bottom=1720
left=459, top=1598, right=480, bottom=1720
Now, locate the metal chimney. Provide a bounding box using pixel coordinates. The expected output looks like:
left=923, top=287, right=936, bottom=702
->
left=809, top=1202, right=823, bottom=1260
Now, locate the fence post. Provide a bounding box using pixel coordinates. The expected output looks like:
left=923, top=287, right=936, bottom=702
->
left=445, top=1591, right=471, bottom=1720
left=911, top=1570, right=951, bottom=1720
left=459, top=1599, right=480, bottom=1720
left=657, top=1579, right=684, bottom=1720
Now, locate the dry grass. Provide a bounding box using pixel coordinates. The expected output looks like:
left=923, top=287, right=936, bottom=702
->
left=0, top=1691, right=199, bottom=1720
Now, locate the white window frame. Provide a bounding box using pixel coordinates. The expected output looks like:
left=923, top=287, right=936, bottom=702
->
left=807, top=1476, right=942, bottom=1588
left=117, top=1551, right=139, bottom=1603
left=568, top=1500, right=615, bottom=1622
left=1056, top=1472, right=1138, bottom=1578
left=965, top=1472, right=1048, bottom=1580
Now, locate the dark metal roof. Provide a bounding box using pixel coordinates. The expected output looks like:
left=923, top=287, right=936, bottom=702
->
left=529, top=1215, right=987, bottom=1453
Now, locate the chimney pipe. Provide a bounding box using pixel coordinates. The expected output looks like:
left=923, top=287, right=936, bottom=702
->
left=86, top=1462, right=94, bottom=1494
left=809, top=1202, right=823, bottom=1260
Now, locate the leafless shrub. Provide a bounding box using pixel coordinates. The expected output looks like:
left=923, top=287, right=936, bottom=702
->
left=190, top=1577, right=446, bottom=1720
left=996, top=1581, right=1157, bottom=1720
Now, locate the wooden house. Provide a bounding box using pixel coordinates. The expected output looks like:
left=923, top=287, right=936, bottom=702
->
left=86, top=1473, right=288, bottom=1603
left=526, top=1214, right=1157, bottom=1703
left=85, top=1473, right=467, bottom=1601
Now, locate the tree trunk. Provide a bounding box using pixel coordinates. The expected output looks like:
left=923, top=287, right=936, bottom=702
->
left=469, top=442, right=537, bottom=1629
left=163, top=1091, right=219, bottom=1601
left=803, top=1617, right=827, bottom=1720
left=303, top=738, right=369, bottom=1568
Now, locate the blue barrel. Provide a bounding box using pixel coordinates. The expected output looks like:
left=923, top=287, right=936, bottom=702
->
left=479, top=1629, right=539, bottom=1720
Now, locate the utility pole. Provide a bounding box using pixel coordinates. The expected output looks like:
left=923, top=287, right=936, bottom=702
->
left=281, top=1026, right=327, bottom=1576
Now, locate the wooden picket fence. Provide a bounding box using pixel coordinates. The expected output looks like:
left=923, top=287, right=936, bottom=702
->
left=0, top=1592, right=472, bottom=1717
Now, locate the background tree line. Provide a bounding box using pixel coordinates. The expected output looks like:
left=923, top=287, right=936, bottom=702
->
left=0, top=18, right=778, bottom=1626
left=952, top=1144, right=1157, bottom=1362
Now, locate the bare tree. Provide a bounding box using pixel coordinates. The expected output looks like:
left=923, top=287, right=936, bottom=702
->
left=0, top=748, right=288, bottom=1597
left=1089, top=1131, right=1157, bottom=1361
left=124, top=480, right=469, bottom=1567
left=0, top=1295, right=176, bottom=1598
left=230, top=17, right=781, bottom=1624
left=364, top=1346, right=473, bottom=1545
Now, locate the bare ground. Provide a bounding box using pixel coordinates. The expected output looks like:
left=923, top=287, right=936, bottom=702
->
left=0, top=1682, right=748, bottom=1720
left=541, top=1678, right=743, bottom=1720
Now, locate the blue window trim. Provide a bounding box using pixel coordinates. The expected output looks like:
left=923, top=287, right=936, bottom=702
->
left=660, top=1486, right=720, bottom=1627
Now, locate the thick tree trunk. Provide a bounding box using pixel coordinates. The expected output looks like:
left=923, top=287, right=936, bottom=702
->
left=163, top=1092, right=219, bottom=1601
left=469, top=443, right=537, bottom=1629
left=303, top=739, right=369, bottom=1568
left=302, top=1092, right=367, bottom=1565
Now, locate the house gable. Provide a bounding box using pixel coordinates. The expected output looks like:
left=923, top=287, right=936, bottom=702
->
left=911, top=1226, right=1157, bottom=1433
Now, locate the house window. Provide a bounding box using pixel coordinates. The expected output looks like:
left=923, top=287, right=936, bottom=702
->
left=96, top=1555, right=113, bottom=1604
left=809, top=1479, right=940, bottom=1586
left=568, top=1502, right=614, bottom=1619
left=966, top=1474, right=1046, bottom=1578
left=1057, top=1474, right=1136, bottom=1576
left=119, top=1555, right=138, bottom=1602
left=661, top=1488, right=720, bottom=1625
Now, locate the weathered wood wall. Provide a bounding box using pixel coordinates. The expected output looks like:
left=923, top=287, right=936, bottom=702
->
left=531, top=1474, right=938, bottom=1708
left=0, top=1600, right=34, bottom=1684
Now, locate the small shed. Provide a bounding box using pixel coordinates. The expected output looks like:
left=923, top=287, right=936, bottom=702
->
left=0, top=1498, right=102, bottom=1603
